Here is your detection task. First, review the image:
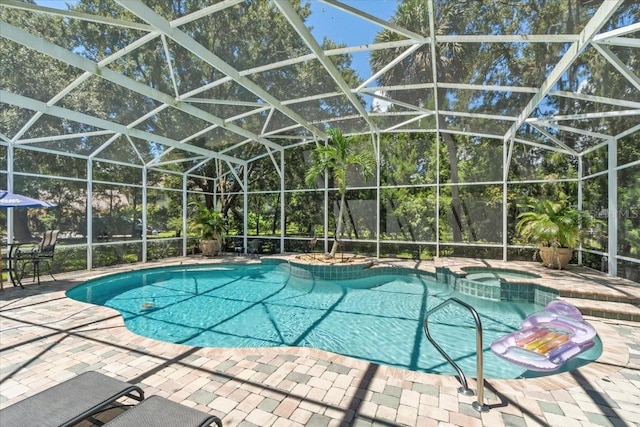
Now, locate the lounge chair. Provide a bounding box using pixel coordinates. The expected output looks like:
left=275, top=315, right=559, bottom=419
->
left=104, top=395, right=222, bottom=427
left=0, top=371, right=144, bottom=427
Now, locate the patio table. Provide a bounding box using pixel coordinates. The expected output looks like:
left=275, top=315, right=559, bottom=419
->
left=1, top=243, right=31, bottom=289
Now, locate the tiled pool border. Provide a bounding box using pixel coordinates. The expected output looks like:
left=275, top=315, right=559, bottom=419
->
left=264, top=257, right=558, bottom=306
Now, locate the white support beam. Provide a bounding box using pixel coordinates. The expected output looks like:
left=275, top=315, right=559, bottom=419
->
left=530, top=109, right=640, bottom=122
left=617, top=123, right=640, bottom=140
left=356, top=44, right=422, bottom=92
left=17, top=130, right=113, bottom=145
left=592, top=43, right=640, bottom=92
left=542, top=122, right=611, bottom=141
left=383, top=114, right=433, bottom=132
left=428, top=0, right=442, bottom=257
left=0, top=21, right=280, bottom=156
left=530, top=124, right=579, bottom=156
left=541, top=90, right=640, bottom=110
left=1, top=0, right=153, bottom=31
left=2, top=90, right=243, bottom=166
left=595, top=37, right=640, bottom=49
left=608, top=138, right=618, bottom=277
left=169, top=0, right=244, bottom=28
left=321, top=0, right=426, bottom=41
left=273, top=0, right=376, bottom=132
left=114, top=0, right=326, bottom=142
left=593, top=22, right=640, bottom=41
left=503, top=0, right=624, bottom=143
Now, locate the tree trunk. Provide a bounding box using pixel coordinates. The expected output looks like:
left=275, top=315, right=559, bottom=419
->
left=12, top=210, right=32, bottom=242
left=442, top=133, right=463, bottom=242
left=330, top=193, right=347, bottom=257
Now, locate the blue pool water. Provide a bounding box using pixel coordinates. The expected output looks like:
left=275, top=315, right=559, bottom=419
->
left=66, top=264, right=601, bottom=379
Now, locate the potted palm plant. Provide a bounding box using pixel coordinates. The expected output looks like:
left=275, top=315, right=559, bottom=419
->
left=516, top=198, right=597, bottom=269
left=188, top=203, right=226, bottom=256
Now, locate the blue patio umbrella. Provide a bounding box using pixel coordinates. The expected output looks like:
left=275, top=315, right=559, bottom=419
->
left=0, top=190, right=56, bottom=208
left=1, top=191, right=56, bottom=288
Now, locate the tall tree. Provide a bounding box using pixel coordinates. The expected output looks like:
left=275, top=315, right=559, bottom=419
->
left=370, top=0, right=467, bottom=241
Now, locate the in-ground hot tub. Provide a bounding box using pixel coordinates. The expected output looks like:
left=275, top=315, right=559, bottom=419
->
left=462, top=267, right=541, bottom=284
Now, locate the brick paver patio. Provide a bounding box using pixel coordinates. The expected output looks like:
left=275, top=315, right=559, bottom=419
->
left=1, top=256, right=638, bottom=426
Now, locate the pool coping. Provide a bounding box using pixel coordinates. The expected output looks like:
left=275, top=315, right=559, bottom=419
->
left=1, top=255, right=637, bottom=426
left=36, top=257, right=633, bottom=391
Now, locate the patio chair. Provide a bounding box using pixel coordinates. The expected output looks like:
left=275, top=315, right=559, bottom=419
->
left=233, top=237, right=244, bottom=255
left=104, top=395, right=222, bottom=427
left=20, top=229, right=59, bottom=284
left=0, top=371, right=144, bottom=427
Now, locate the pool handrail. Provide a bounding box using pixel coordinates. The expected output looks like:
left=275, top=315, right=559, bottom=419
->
left=423, top=297, right=490, bottom=412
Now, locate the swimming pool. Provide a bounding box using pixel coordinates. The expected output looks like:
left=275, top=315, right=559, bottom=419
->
left=66, top=263, right=601, bottom=379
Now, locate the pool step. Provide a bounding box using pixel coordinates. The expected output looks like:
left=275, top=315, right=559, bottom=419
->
left=558, top=296, right=640, bottom=322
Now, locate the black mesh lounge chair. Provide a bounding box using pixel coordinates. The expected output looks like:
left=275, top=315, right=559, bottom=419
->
left=104, top=395, right=222, bottom=427
left=0, top=371, right=144, bottom=427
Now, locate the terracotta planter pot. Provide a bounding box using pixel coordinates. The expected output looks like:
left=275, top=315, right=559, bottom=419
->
left=538, top=246, right=574, bottom=269
left=199, top=239, right=221, bottom=256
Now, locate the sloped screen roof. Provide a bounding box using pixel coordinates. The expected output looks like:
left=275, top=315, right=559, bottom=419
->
left=1, top=0, right=638, bottom=168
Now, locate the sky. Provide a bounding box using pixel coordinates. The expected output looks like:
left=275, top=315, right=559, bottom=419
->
left=306, top=1, right=399, bottom=110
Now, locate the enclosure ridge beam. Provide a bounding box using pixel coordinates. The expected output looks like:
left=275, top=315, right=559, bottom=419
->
left=151, top=155, right=209, bottom=168
left=438, top=83, right=540, bottom=93
left=359, top=83, right=435, bottom=93
left=502, top=0, right=624, bottom=144
left=439, top=110, right=516, bottom=122
left=437, top=34, right=579, bottom=43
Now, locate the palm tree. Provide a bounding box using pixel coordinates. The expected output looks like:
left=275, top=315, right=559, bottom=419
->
left=305, top=128, right=376, bottom=257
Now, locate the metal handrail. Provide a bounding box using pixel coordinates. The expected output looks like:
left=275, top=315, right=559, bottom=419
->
left=423, top=297, right=489, bottom=412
